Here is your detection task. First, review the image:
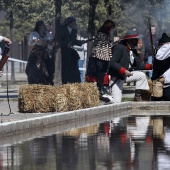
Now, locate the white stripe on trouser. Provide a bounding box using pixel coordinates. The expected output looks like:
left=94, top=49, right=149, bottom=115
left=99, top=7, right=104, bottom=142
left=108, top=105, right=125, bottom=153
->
left=110, top=71, right=149, bottom=103
left=110, top=77, right=124, bottom=103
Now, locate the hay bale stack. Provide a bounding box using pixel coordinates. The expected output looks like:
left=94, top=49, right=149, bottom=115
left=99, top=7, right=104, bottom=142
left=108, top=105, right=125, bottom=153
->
left=83, top=83, right=100, bottom=107
left=55, top=85, right=69, bottom=112
left=65, top=83, right=83, bottom=111
left=18, top=84, right=56, bottom=113
left=75, top=82, right=100, bottom=108
left=54, top=82, right=100, bottom=112
left=74, top=83, right=90, bottom=108
left=18, top=82, right=100, bottom=113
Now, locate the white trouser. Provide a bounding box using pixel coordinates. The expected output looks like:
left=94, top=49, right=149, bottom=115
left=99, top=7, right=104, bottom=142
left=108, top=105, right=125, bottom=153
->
left=110, top=71, right=149, bottom=103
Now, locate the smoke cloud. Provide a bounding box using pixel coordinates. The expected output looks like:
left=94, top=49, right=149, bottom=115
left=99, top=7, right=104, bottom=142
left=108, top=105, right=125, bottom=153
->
left=120, top=0, right=170, bottom=38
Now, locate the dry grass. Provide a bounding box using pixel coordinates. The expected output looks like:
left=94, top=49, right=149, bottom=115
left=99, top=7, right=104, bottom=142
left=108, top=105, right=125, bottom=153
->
left=18, top=84, right=56, bottom=113
left=18, top=82, right=100, bottom=113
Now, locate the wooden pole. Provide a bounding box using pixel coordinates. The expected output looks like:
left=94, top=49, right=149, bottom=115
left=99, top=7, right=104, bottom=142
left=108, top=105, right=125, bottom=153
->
left=53, top=0, right=62, bottom=86
left=86, top=0, right=98, bottom=75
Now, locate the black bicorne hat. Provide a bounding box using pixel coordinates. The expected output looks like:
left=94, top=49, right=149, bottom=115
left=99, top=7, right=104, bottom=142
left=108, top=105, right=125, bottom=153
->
left=159, top=33, right=170, bottom=44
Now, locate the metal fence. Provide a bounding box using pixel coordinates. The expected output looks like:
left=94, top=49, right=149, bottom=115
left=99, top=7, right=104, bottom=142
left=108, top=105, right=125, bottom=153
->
left=1, top=58, right=27, bottom=82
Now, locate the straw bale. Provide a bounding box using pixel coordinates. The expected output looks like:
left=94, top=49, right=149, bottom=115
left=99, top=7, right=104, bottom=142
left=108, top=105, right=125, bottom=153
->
left=83, top=83, right=100, bottom=107
left=54, top=83, right=99, bottom=112
left=55, top=85, right=69, bottom=112
left=18, top=84, right=56, bottom=113
left=65, top=83, right=83, bottom=111
left=62, top=124, right=99, bottom=137
left=74, top=83, right=90, bottom=108
left=18, top=82, right=100, bottom=113
left=75, top=82, right=100, bottom=108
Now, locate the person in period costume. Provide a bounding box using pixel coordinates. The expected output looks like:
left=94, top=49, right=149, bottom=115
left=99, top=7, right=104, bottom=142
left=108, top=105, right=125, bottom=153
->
left=86, top=20, right=115, bottom=102
left=26, top=20, right=55, bottom=85
left=0, top=35, right=11, bottom=45
left=151, top=32, right=170, bottom=101
left=0, top=35, right=12, bottom=77
left=126, top=27, right=144, bottom=87
left=60, top=17, right=85, bottom=84
left=108, top=30, right=152, bottom=103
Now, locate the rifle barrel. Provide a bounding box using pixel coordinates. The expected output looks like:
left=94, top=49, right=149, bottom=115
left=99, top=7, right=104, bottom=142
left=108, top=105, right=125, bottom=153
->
left=148, top=19, right=155, bottom=56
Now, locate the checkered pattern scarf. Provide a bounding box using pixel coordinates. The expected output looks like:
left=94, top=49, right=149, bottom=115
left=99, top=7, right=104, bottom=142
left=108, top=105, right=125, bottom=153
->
left=91, top=32, right=112, bottom=61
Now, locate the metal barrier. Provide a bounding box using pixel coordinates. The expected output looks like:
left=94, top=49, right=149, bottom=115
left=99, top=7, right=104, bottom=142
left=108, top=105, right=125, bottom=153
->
left=2, top=57, right=87, bottom=82
left=8, top=57, right=27, bottom=64
left=1, top=57, right=27, bottom=82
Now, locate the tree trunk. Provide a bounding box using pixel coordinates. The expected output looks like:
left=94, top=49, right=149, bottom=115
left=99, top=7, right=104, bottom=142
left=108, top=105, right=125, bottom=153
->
left=86, top=0, right=98, bottom=74
left=53, top=0, right=62, bottom=86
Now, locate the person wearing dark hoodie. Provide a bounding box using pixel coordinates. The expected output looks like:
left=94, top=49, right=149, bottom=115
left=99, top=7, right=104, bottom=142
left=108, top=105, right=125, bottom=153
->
left=151, top=32, right=170, bottom=101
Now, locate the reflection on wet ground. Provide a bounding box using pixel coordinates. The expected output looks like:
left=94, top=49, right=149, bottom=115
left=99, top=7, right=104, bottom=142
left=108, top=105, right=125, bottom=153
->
left=0, top=115, right=170, bottom=170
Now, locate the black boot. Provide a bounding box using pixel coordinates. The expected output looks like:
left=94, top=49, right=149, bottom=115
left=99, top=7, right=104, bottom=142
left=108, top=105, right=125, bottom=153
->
left=99, top=86, right=113, bottom=103
left=134, top=89, right=143, bottom=101
left=141, top=90, right=151, bottom=101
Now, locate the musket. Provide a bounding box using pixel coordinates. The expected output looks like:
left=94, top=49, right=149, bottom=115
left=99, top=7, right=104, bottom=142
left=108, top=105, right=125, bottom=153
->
left=0, top=44, right=10, bottom=71
left=83, top=38, right=95, bottom=43
left=148, top=19, right=155, bottom=57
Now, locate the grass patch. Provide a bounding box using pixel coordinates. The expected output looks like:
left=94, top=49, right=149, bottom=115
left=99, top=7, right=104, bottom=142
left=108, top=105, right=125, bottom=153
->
left=122, top=97, right=134, bottom=102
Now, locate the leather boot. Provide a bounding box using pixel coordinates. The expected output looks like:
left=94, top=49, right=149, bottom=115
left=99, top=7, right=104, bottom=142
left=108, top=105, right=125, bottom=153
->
left=141, top=90, right=151, bottom=101
left=134, top=89, right=143, bottom=101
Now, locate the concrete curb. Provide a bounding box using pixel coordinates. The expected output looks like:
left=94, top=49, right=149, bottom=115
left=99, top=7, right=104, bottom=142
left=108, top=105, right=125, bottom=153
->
left=0, top=101, right=170, bottom=145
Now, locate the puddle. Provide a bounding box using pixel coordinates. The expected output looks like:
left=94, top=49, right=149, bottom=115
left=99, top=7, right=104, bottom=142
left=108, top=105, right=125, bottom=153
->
left=0, top=115, right=169, bottom=170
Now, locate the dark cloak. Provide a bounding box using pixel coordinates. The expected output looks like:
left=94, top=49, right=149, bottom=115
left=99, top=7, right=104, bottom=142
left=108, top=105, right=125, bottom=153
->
left=60, top=25, right=82, bottom=84
left=25, top=46, right=55, bottom=85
